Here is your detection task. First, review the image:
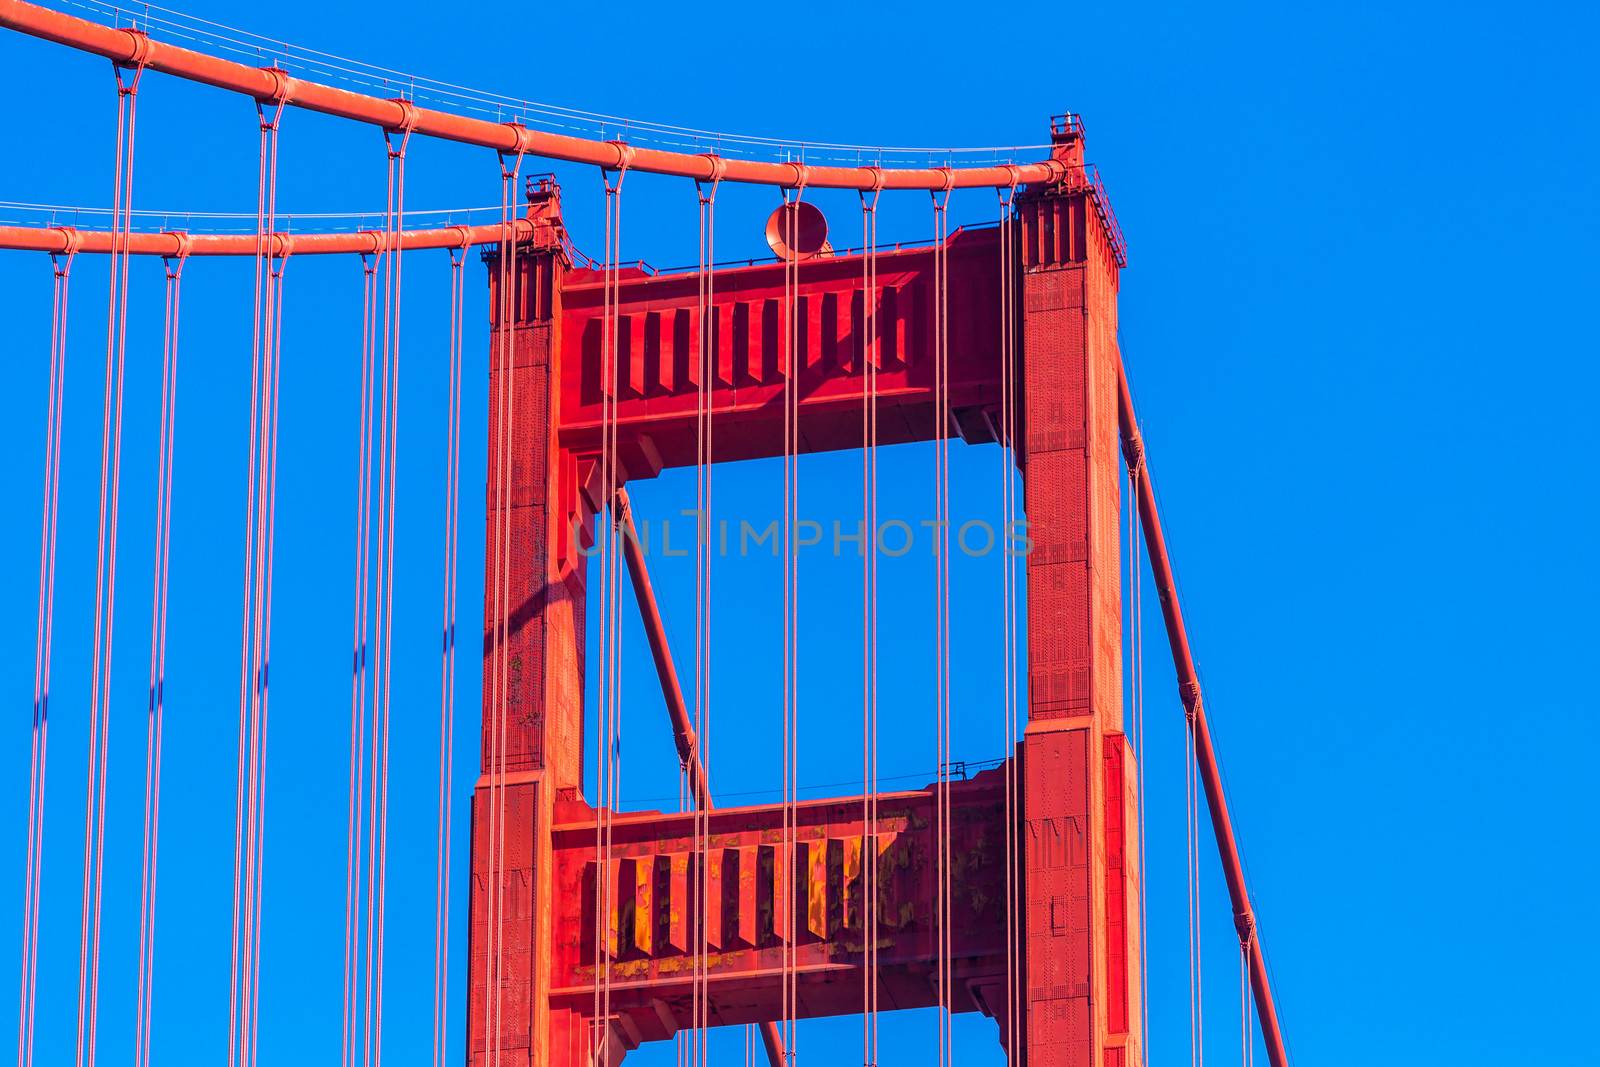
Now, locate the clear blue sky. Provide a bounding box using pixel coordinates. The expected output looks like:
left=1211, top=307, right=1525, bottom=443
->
left=1, top=1, right=1596, bottom=1064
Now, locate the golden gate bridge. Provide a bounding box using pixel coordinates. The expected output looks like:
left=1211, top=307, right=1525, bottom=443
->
left=2, top=2, right=1293, bottom=1064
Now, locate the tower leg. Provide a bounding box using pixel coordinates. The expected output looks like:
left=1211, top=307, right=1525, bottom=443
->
left=1017, top=129, right=1143, bottom=1067
left=467, top=187, right=586, bottom=1067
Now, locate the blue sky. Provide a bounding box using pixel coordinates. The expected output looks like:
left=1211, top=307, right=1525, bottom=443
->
left=1, top=0, right=1597, bottom=1064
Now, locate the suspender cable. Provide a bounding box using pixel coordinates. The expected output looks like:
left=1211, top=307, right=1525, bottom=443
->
left=78, top=45, right=146, bottom=1067
left=858, top=173, right=882, bottom=1067
left=1131, top=462, right=1148, bottom=1058
left=614, top=487, right=790, bottom=1062
left=432, top=232, right=470, bottom=1067
left=228, top=93, right=266, bottom=1067
left=928, top=175, right=954, bottom=1067
left=1123, top=453, right=1150, bottom=1062
left=996, top=174, right=1020, bottom=1064
left=589, top=169, right=605, bottom=1060
left=675, top=717, right=689, bottom=1067
left=484, top=136, right=524, bottom=1066
left=364, top=109, right=416, bottom=1067
left=251, top=235, right=289, bottom=1067
left=133, top=241, right=187, bottom=1067
left=1239, top=934, right=1253, bottom=1067
left=18, top=231, right=78, bottom=1067
left=691, top=162, right=721, bottom=1067
left=1187, top=692, right=1204, bottom=1066
left=779, top=167, right=808, bottom=1067
left=229, top=79, right=287, bottom=1067
left=605, top=159, right=627, bottom=1060
left=343, top=252, right=380, bottom=1067
left=592, top=148, right=629, bottom=1063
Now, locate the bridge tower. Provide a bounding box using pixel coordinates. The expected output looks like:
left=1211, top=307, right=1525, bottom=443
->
left=467, top=120, right=1142, bottom=1067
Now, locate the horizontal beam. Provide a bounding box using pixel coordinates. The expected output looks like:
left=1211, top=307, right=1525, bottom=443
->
left=0, top=218, right=528, bottom=257
left=0, top=0, right=1065, bottom=191
left=549, top=769, right=1010, bottom=1039
left=548, top=227, right=1008, bottom=468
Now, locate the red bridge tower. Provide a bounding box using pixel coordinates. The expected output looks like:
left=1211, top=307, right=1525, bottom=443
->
left=466, top=117, right=1142, bottom=1067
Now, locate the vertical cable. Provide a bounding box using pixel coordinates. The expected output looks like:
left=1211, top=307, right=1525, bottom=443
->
left=249, top=234, right=289, bottom=1067
left=674, top=761, right=688, bottom=1067
left=484, top=137, right=524, bottom=1066
left=343, top=251, right=378, bottom=1067
left=1132, top=461, right=1148, bottom=1059
left=778, top=173, right=807, bottom=1067
left=230, top=81, right=286, bottom=1067
left=78, top=49, right=145, bottom=1067
left=592, top=151, right=628, bottom=1063
left=1187, top=706, right=1204, bottom=1067
left=858, top=176, right=882, bottom=1067
left=929, top=178, right=954, bottom=1067
left=250, top=228, right=290, bottom=1067
left=691, top=164, right=720, bottom=1067
left=1239, top=931, right=1253, bottom=1067
left=18, top=231, right=77, bottom=1067
left=605, top=159, right=627, bottom=1060
left=432, top=233, right=470, bottom=1067
left=996, top=176, right=1020, bottom=1064
left=364, top=112, right=414, bottom=1067
left=133, top=243, right=186, bottom=1067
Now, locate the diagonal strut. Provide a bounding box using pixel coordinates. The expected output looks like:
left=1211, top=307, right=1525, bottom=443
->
left=614, top=488, right=787, bottom=1067
left=1116, top=361, right=1291, bottom=1067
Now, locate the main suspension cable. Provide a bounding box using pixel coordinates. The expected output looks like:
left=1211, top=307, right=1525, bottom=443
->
left=9, top=0, right=1058, bottom=166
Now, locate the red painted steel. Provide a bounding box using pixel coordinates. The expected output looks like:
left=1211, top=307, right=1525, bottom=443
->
left=467, top=183, right=579, bottom=1066
left=461, top=118, right=1170, bottom=1067
left=0, top=0, right=1068, bottom=191
left=555, top=227, right=1011, bottom=473
left=763, top=202, right=831, bottom=260
left=0, top=219, right=528, bottom=257
left=1116, top=369, right=1290, bottom=1067
left=1013, top=124, right=1144, bottom=1066
left=548, top=771, right=1017, bottom=1059
left=0, top=46, right=1292, bottom=1054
